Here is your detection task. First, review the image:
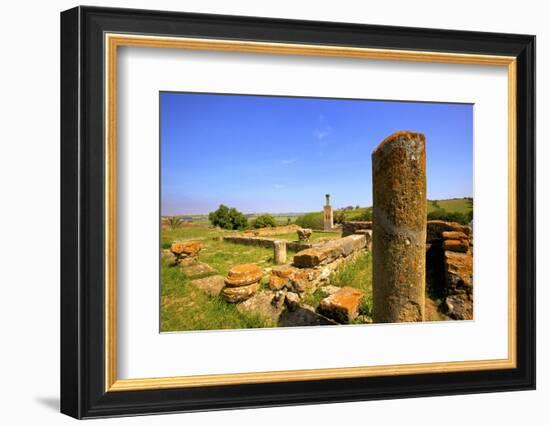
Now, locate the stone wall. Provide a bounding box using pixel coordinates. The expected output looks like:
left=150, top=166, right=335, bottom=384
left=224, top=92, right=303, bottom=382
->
left=269, top=246, right=366, bottom=296
left=342, top=221, right=372, bottom=237
left=426, top=220, right=473, bottom=320
left=293, top=234, right=367, bottom=268
left=243, top=224, right=301, bottom=237
left=223, top=235, right=313, bottom=252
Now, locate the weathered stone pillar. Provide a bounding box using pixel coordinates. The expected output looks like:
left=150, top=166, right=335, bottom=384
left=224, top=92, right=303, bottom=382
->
left=323, top=193, right=333, bottom=231
left=372, top=131, right=427, bottom=322
left=273, top=240, right=287, bottom=265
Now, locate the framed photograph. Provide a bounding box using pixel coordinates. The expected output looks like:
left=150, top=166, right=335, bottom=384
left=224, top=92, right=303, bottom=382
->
left=60, top=6, right=535, bottom=419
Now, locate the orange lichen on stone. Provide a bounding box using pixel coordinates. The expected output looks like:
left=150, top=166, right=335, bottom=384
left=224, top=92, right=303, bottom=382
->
left=292, top=234, right=366, bottom=268
left=221, top=282, right=260, bottom=303
left=442, top=239, right=469, bottom=253
left=372, top=131, right=427, bottom=323
left=224, top=263, right=263, bottom=287
left=427, top=220, right=470, bottom=241
left=317, top=287, right=364, bottom=323
left=269, top=275, right=288, bottom=291
left=271, top=265, right=294, bottom=278
left=442, top=231, right=468, bottom=240
left=170, top=241, right=202, bottom=257
left=376, top=130, right=426, bottom=150
left=444, top=251, right=473, bottom=288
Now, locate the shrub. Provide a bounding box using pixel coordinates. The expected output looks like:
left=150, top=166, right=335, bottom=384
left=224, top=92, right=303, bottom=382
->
left=333, top=210, right=346, bottom=224
left=347, top=208, right=372, bottom=222
left=251, top=214, right=277, bottom=228
left=295, top=212, right=324, bottom=230
left=208, top=204, right=248, bottom=230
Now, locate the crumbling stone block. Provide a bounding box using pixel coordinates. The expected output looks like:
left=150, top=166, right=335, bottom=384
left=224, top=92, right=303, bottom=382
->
left=317, top=287, right=364, bottom=323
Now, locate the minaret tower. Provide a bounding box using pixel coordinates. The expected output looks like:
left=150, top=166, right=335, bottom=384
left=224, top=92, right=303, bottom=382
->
left=323, top=194, right=333, bottom=231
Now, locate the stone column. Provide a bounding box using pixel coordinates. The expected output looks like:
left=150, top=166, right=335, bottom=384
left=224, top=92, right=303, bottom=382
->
left=323, top=194, right=333, bottom=231
left=372, top=131, right=427, bottom=322
left=273, top=240, right=287, bottom=265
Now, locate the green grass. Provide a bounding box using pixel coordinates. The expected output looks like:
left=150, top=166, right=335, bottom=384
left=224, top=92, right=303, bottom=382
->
left=293, top=198, right=472, bottom=229
left=427, top=198, right=472, bottom=215
left=160, top=262, right=272, bottom=331
left=270, top=230, right=341, bottom=243
left=200, top=240, right=278, bottom=276
left=341, top=207, right=371, bottom=221
left=273, top=215, right=298, bottom=225
left=163, top=225, right=283, bottom=274
left=302, top=252, right=373, bottom=321
left=161, top=225, right=223, bottom=248
left=331, top=252, right=373, bottom=320
left=161, top=224, right=288, bottom=331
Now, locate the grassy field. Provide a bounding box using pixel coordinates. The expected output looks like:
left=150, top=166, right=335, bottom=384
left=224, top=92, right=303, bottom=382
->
left=160, top=223, right=371, bottom=331
left=161, top=225, right=281, bottom=331
left=161, top=233, right=375, bottom=331
left=427, top=198, right=472, bottom=215
left=160, top=213, right=452, bottom=330
left=161, top=261, right=273, bottom=332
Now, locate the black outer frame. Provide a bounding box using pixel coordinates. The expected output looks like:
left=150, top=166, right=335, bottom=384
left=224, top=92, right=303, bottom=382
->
left=60, top=5, right=536, bottom=419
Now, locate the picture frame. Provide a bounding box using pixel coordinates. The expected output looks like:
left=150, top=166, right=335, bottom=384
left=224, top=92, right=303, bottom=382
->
left=60, top=5, right=535, bottom=419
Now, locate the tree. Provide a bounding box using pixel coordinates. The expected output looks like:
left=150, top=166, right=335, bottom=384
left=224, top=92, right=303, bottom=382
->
left=349, top=208, right=372, bottom=222
left=333, top=210, right=346, bottom=224
left=295, top=212, right=324, bottom=230
left=252, top=214, right=277, bottom=228
left=166, top=216, right=183, bottom=230
left=208, top=204, right=248, bottom=230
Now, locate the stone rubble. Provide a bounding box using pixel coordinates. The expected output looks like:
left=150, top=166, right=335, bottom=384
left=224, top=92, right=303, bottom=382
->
left=180, top=262, right=215, bottom=278
left=278, top=304, right=339, bottom=327
left=170, top=241, right=202, bottom=265
left=190, top=275, right=225, bottom=297
left=296, top=228, right=313, bottom=242
left=236, top=291, right=285, bottom=325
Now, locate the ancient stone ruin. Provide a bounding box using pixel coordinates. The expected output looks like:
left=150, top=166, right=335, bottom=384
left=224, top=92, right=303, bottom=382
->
left=317, top=287, right=364, bottom=323
left=293, top=234, right=367, bottom=268
left=297, top=228, right=313, bottom=242
left=323, top=193, right=334, bottom=231
left=166, top=130, right=473, bottom=327
left=342, top=221, right=371, bottom=237
left=221, top=264, right=263, bottom=303
left=426, top=220, right=473, bottom=320
left=170, top=241, right=202, bottom=265
left=273, top=240, right=287, bottom=265
left=372, top=131, right=427, bottom=323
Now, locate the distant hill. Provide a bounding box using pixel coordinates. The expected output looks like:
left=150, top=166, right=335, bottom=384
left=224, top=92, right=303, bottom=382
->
left=165, top=198, right=473, bottom=226
left=427, top=198, right=473, bottom=215
left=294, top=198, right=473, bottom=229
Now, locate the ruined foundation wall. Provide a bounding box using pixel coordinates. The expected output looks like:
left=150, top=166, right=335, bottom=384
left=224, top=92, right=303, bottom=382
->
left=342, top=221, right=372, bottom=237
left=223, top=236, right=313, bottom=252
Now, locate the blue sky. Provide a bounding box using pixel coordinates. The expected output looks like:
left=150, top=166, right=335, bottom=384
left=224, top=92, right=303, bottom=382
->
left=161, top=92, right=472, bottom=215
